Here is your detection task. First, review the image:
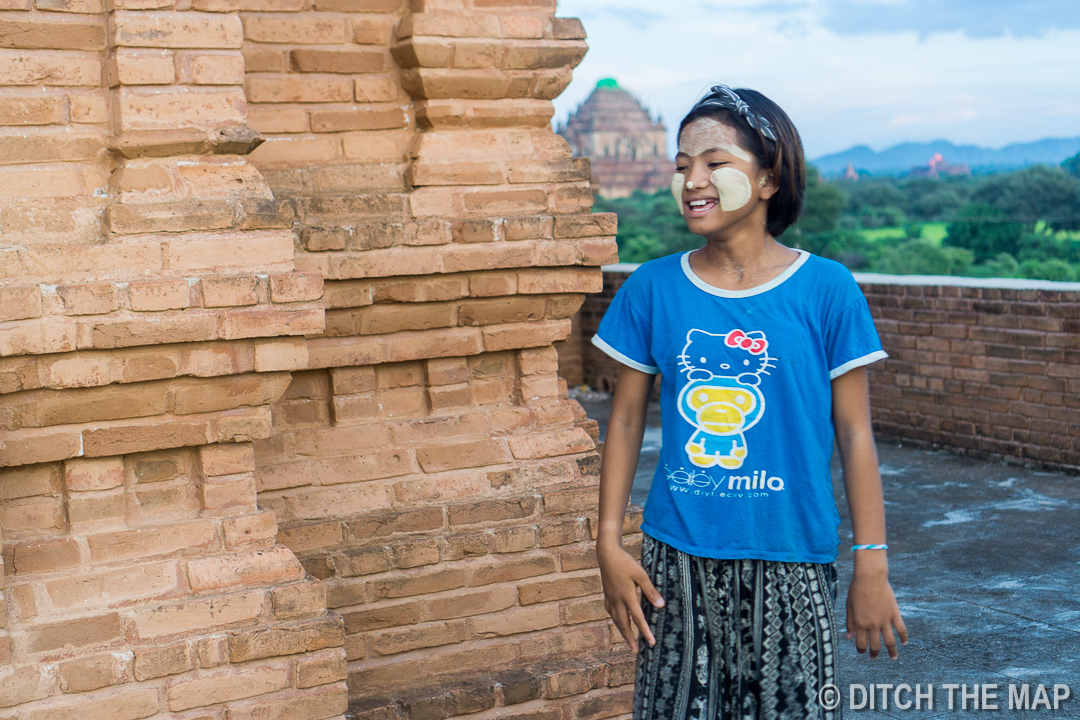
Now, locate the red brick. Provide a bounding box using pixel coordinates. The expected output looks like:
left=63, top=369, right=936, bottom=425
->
left=0, top=96, right=63, bottom=125
left=196, top=634, right=229, bottom=668
left=11, top=538, right=80, bottom=574
left=270, top=578, right=326, bottom=620
left=226, top=684, right=349, bottom=720
left=134, top=642, right=195, bottom=681
left=165, top=659, right=290, bottom=711
left=508, top=428, right=594, bottom=460
left=519, top=573, right=601, bottom=605
left=369, top=620, right=466, bottom=656
left=81, top=417, right=213, bottom=457
left=228, top=616, right=343, bottom=662
left=199, top=442, right=255, bottom=476
left=0, top=494, right=65, bottom=533
left=0, top=665, right=50, bottom=706
left=470, top=604, right=561, bottom=638
left=218, top=306, right=324, bottom=340
left=132, top=589, right=265, bottom=640
left=468, top=553, right=556, bottom=587
left=128, top=279, right=191, bottom=312
left=219, top=511, right=276, bottom=552
left=448, top=497, right=536, bottom=528
left=269, top=272, right=323, bottom=303
left=563, top=597, right=607, bottom=625
left=201, top=275, right=260, bottom=307
left=371, top=567, right=467, bottom=599
left=25, top=612, right=124, bottom=655
left=88, top=518, right=220, bottom=562
left=296, top=648, right=347, bottom=688
left=415, top=438, right=510, bottom=472
left=517, top=624, right=608, bottom=664
left=21, top=687, right=159, bottom=720
left=0, top=462, right=62, bottom=500
left=0, top=286, right=42, bottom=322
left=44, top=561, right=180, bottom=611
left=186, top=544, right=304, bottom=593
left=113, top=11, right=243, bottom=49
left=341, top=599, right=425, bottom=633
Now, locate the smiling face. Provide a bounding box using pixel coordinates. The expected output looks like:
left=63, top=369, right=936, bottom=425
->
left=673, top=117, right=774, bottom=237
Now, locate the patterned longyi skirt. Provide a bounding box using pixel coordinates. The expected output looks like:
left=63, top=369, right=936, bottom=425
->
left=632, top=533, right=841, bottom=720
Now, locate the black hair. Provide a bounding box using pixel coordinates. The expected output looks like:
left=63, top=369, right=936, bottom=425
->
left=678, top=87, right=806, bottom=238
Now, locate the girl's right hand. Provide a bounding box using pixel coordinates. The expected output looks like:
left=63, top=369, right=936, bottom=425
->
left=597, top=541, right=665, bottom=653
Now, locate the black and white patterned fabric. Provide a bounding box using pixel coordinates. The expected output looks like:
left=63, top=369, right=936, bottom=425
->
left=633, top=533, right=840, bottom=720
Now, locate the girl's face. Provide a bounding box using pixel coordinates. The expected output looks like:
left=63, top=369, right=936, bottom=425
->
left=673, top=117, right=775, bottom=238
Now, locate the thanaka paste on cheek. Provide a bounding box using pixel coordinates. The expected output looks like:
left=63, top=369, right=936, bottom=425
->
left=677, top=118, right=752, bottom=162
left=710, top=168, right=753, bottom=211
left=671, top=172, right=686, bottom=215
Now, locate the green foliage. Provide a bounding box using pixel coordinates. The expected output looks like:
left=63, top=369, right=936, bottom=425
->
left=873, top=239, right=973, bottom=276
left=845, top=181, right=908, bottom=214
left=791, top=228, right=880, bottom=270
left=590, top=162, right=1080, bottom=282
left=1062, top=151, right=1080, bottom=179
left=967, top=253, right=1020, bottom=278
left=900, top=177, right=971, bottom=221
left=796, top=166, right=846, bottom=234
left=968, top=165, right=1080, bottom=232
left=943, top=202, right=1024, bottom=262
left=1019, top=258, right=1076, bottom=281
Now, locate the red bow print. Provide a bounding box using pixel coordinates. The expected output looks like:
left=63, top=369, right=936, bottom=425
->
left=724, top=329, right=767, bottom=355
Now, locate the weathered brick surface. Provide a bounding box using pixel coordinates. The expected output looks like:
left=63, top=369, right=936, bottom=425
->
left=1, top=0, right=618, bottom=717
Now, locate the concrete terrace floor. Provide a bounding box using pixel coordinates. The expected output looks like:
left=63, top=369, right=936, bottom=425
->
left=573, top=391, right=1080, bottom=719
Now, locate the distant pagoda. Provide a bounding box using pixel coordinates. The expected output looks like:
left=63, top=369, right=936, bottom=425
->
left=557, top=78, right=671, bottom=198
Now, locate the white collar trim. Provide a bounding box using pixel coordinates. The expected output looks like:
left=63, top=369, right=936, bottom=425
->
left=680, top=248, right=810, bottom=298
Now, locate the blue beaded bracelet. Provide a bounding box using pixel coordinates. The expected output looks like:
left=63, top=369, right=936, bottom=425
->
left=851, top=544, right=888, bottom=551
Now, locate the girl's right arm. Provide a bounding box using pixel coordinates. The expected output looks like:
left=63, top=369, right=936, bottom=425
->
left=596, top=365, right=666, bottom=653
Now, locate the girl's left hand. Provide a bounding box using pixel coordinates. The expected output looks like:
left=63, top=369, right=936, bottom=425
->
left=845, top=568, right=908, bottom=660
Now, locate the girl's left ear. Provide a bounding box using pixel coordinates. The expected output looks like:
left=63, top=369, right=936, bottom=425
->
left=757, top=171, right=779, bottom=200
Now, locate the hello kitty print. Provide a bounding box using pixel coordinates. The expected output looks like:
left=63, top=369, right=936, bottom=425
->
left=676, top=328, right=775, bottom=469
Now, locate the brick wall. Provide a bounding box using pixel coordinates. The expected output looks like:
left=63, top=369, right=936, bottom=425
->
left=0, top=0, right=350, bottom=713
left=576, top=267, right=1080, bottom=472
left=0, top=0, right=635, bottom=718
left=236, top=1, right=638, bottom=713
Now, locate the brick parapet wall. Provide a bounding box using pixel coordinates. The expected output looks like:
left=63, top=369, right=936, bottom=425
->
left=576, top=267, right=1080, bottom=472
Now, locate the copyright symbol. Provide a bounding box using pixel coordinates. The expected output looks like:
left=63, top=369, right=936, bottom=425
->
left=818, top=683, right=841, bottom=711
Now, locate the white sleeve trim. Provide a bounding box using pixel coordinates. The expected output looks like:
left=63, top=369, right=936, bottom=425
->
left=591, top=335, right=660, bottom=375
left=829, top=350, right=889, bottom=380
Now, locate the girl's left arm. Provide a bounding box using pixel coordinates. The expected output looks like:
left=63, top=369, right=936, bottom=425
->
left=832, top=366, right=908, bottom=660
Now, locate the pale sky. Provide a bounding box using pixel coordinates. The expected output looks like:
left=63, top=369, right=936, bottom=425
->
left=551, top=0, right=1080, bottom=159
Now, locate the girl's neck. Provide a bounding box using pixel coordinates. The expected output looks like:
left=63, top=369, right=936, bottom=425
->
left=689, top=234, right=799, bottom=292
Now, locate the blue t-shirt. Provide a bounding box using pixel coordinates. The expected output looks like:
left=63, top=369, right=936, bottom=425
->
left=593, top=249, right=887, bottom=563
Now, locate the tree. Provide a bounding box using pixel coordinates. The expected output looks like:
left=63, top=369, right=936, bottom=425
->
left=797, top=165, right=845, bottom=233
left=874, top=239, right=972, bottom=276
left=943, top=202, right=1023, bottom=262
left=846, top=181, right=907, bottom=215
left=1063, top=151, right=1080, bottom=179
left=968, top=165, right=1080, bottom=232
left=1019, top=258, right=1076, bottom=282
left=909, top=186, right=963, bottom=221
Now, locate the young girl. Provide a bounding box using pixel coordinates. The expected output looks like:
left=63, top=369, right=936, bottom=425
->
left=593, top=85, right=907, bottom=719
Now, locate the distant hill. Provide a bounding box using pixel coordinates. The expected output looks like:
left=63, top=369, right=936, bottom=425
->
left=813, top=137, right=1080, bottom=177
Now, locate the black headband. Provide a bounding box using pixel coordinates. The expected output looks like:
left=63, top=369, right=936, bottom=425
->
left=692, top=85, right=777, bottom=143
